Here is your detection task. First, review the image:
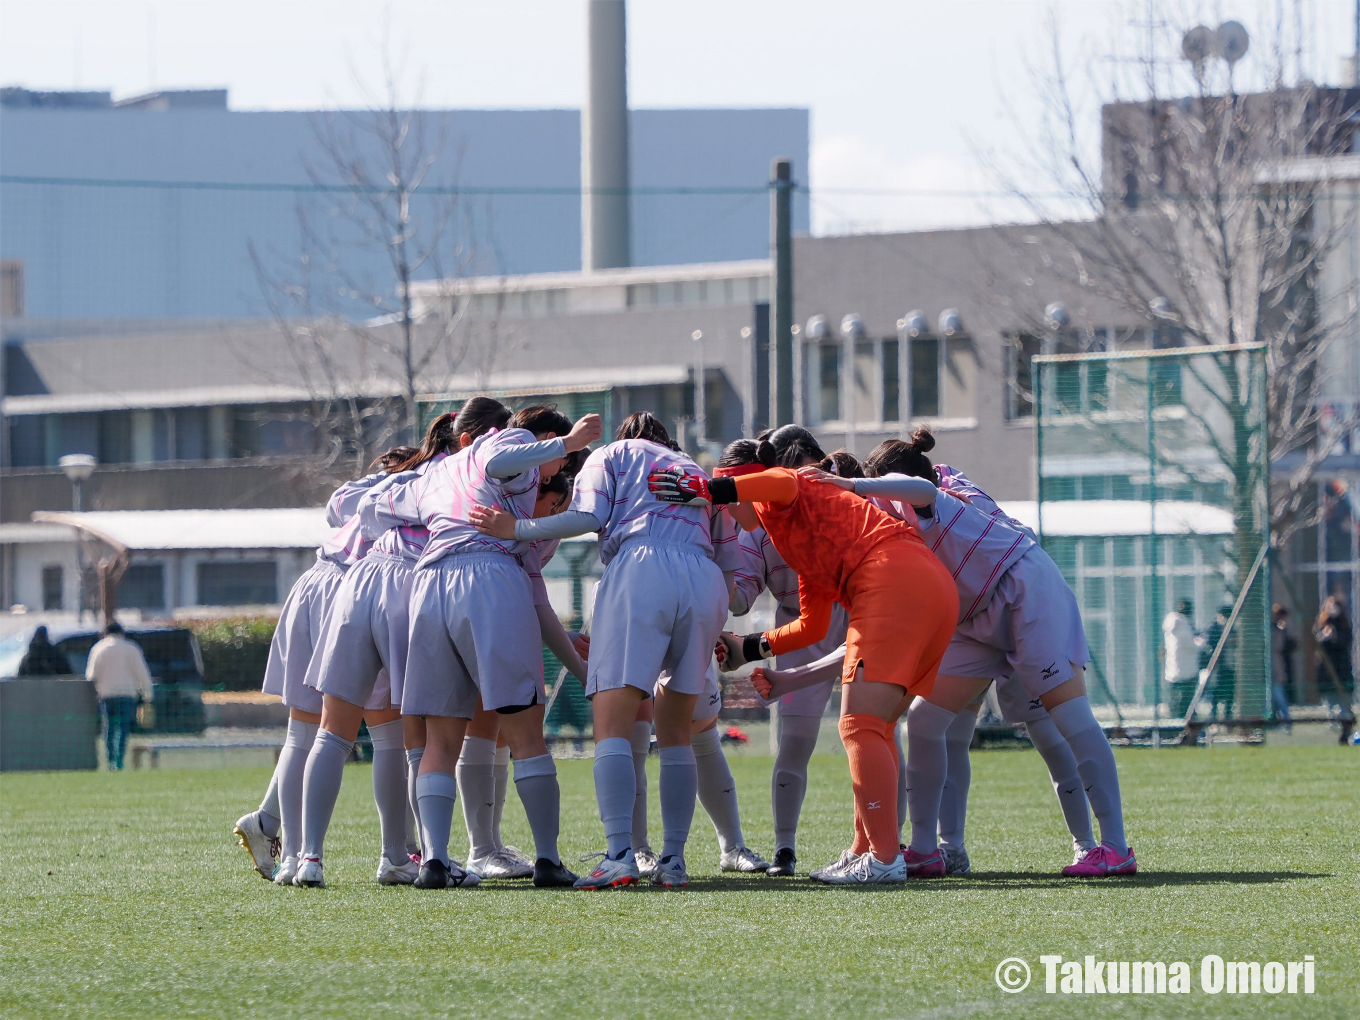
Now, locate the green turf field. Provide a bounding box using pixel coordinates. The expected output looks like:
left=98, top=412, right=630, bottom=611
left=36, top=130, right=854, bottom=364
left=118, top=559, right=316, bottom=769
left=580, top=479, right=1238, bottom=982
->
left=2, top=744, right=1356, bottom=1019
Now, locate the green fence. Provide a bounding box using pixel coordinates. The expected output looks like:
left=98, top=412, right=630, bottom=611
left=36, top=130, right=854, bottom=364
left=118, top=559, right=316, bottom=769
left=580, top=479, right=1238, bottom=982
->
left=1034, top=345, right=1270, bottom=726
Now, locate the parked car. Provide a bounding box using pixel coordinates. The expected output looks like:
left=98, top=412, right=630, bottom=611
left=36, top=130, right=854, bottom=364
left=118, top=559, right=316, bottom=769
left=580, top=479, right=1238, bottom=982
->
left=0, top=625, right=206, bottom=734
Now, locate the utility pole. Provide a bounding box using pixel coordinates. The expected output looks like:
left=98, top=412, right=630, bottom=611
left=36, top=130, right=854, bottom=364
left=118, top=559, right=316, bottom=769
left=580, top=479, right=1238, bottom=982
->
left=770, top=158, right=794, bottom=425
left=691, top=330, right=706, bottom=452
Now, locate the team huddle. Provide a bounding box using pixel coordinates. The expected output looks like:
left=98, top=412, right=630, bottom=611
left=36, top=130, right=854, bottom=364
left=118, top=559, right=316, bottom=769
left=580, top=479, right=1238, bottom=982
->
left=233, top=398, right=1136, bottom=889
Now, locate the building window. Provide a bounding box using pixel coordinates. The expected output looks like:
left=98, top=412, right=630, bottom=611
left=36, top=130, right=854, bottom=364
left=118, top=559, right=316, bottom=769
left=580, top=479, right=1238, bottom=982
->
left=119, top=563, right=165, bottom=611
left=42, top=565, right=63, bottom=611
left=881, top=339, right=900, bottom=422
left=910, top=336, right=940, bottom=418
left=1005, top=333, right=1044, bottom=419
left=196, top=562, right=277, bottom=606
left=816, top=343, right=840, bottom=423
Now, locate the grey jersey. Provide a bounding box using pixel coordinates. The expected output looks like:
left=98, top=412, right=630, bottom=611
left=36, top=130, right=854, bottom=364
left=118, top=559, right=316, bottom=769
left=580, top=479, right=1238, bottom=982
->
left=362, top=428, right=543, bottom=566
left=571, top=439, right=738, bottom=569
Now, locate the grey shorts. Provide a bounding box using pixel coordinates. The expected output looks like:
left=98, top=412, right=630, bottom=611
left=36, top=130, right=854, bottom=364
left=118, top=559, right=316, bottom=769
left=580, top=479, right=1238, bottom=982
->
left=262, top=559, right=345, bottom=714
left=587, top=539, right=728, bottom=699
left=307, top=554, right=409, bottom=710
left=401, top=553, right=544, bottom=718
left=676, top=658, right=724, bottom=722
left=386, top=567, right=416, bottom=706
left=992, top=674, right=1049, bottom=724
left=944, top=547, right=1090, bottom=702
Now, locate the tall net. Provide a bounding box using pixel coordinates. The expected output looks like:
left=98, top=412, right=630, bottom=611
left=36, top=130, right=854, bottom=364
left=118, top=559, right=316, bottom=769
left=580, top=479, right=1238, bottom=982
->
left=1034, top=345, right=1270, bottom=729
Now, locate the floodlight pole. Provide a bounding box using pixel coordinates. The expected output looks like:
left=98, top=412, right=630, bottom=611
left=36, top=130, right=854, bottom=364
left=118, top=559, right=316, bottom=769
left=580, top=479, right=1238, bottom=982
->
left=59, top=455, right=96, bottom=622
left=692, top=330, right=706, bottom=452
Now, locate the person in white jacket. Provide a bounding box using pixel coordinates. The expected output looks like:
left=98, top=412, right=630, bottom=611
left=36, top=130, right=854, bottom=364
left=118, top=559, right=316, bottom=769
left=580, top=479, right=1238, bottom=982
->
left=1163, top=600, right=1199, bottom=720
left=85, top=621, right=153, bottom=770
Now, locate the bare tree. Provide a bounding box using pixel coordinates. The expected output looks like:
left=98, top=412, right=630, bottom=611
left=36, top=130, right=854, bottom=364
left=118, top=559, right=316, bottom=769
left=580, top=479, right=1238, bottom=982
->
left=984, top=4, right=1360, bottom=713
left=251, top=35, right=491, bottom=481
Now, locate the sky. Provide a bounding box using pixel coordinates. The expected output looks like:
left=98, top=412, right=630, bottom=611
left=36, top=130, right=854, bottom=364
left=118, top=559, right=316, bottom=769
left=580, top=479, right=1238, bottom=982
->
left=1, top=0, right=1355, bottom=234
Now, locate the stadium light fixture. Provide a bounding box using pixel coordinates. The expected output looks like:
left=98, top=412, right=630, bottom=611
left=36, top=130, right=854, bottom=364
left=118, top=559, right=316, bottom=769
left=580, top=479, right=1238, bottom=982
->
left=59, top=454, right=97, bottom=512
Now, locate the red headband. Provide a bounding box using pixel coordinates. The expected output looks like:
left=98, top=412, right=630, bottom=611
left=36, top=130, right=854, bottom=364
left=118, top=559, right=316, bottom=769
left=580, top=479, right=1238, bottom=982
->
left=712, top=463, right=765, bottom=478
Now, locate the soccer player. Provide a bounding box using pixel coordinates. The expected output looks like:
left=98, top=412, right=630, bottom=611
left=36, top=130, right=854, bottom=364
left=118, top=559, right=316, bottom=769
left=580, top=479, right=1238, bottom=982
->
left=649, top=436, right=958, bottom=885
left=470, top=413, right=736, bottom=890
left=288, top=419, right=463, bottom=889
left=800, top=431, right=1135, bottom=877
left=457, top=465, right=589, bottom=880
left=233, top=449, right=409, bottom=883
left=374, top=399, right=601, bottom=890
left=725, top=430, right=858, bottom=878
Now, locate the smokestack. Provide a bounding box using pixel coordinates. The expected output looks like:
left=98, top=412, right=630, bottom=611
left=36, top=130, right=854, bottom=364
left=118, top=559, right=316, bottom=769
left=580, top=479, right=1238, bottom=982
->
left=582, top=0, right=630, bottom=271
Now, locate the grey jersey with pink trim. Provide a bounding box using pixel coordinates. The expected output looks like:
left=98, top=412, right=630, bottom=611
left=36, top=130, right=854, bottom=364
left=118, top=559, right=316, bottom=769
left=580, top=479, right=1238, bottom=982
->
left=361, top=427, right=542, bottom=566
left=570, top=439, right=740, bottom=570
left=316, top=472, right=390, bottom=567
left=875, top=465, right=1035, bottom=623
left=363, top=456, right=441, bottom=562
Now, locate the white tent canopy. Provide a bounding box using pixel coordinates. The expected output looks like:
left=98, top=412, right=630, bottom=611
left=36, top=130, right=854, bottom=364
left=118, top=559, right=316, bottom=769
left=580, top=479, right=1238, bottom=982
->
left=1000, top=500, right=1234, bottom=537
left=30, top=508, right=334, bottom=552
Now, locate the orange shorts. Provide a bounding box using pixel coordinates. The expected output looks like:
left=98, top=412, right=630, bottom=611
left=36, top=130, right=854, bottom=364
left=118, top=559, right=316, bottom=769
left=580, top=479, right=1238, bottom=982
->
left=841, top=537, right=958, bottom=699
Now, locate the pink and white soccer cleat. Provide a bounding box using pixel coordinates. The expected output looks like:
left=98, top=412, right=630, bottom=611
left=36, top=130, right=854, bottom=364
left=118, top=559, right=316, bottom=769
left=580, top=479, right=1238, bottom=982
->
left=901, top=845, right=947, bottom=878
left=1062, top=843, right=1137, bottom=877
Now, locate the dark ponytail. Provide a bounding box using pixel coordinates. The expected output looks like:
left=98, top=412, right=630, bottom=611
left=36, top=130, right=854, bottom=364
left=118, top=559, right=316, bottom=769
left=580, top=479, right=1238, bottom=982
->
left=717, top=439, right=760, bottom=468
left=387, top=397, right=510, bottom=473
left=616, top=411, right=680, bottom=452
left=819, top=449, right=864, bottom=478
left=755, top=440, right=778, bottom=468
left=375, top=445, right=419, bottom=473
left=864, top=427, right=939, bottom=484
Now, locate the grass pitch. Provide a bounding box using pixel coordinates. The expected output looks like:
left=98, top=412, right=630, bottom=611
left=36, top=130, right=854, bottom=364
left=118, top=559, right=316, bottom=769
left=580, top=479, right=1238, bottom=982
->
left=1, top=744, right=1356, bottom=1019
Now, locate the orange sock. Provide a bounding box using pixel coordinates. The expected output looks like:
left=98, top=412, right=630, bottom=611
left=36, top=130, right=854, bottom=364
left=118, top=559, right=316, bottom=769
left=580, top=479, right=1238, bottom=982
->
left=851, top=802, right=871, bottom=856
left=838, top=713, right=901, bottom=863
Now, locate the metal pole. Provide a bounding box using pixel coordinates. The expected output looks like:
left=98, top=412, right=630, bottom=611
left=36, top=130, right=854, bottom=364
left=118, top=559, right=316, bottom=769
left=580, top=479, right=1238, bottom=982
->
left=692, top=330, right=706, bottom=451
left=771, top=158, right=794, bottom=425
left=1148, top=360, right=1161, bottom=745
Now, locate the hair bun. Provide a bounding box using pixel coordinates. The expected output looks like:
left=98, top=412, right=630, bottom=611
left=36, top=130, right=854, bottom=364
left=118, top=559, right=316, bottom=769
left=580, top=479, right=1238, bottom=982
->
left=755, top=439, right=778, bottom=468
left=908, top=427, right=936, bottom=454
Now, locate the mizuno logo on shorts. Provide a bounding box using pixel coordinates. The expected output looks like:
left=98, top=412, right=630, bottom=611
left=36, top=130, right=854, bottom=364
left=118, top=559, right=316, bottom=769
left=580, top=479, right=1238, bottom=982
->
left=867, top=801, right=882, bottom=810
left=1041, top=663, right=1060, bottom=680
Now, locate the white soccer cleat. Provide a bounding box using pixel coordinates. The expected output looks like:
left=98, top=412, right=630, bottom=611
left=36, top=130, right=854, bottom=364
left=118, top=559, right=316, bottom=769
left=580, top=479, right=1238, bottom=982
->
left=650, top=854, right=689, bottom=889
left=293, top=857, right=325, bottom=888
left=720, top=846, right=771, bottom=873
left=941, top=845, right=971, bottom=876
left=573, top=852, right=641, bottom=890
left=633, top=846, right=658, bottom=878
left=273, top=855, right=299, bottom=886
left=233, top=812, right=279, bottom=880
left=377, top=855, right=420, bottom=885
left=500, top=845, right=535, bottom=869
left=467, top=847, right=534, bottom=880
left=819, top=852, right=907, bottom=885
left=809, top=848, right=860, bottom=883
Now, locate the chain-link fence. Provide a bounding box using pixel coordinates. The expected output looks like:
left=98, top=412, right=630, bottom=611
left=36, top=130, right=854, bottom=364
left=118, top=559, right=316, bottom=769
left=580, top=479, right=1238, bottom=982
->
left=1034, top=344, right=1270, bottom=730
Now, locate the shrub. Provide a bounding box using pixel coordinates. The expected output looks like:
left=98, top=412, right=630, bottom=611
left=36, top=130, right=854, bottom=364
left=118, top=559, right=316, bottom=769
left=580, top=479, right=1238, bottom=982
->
left=188, top=617, right=277, bottom=692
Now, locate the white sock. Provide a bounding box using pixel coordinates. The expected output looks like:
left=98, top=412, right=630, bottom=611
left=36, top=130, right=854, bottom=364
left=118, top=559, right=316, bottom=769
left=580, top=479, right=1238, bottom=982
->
left=629, top=720, right=652, bottom=849
left=905, top=699, right=956, bottom=855
left=276, top=717, right=318, bottom=861
left=1048, top=696, right=1127, bottom=854
left=456, top=736, right=498, bottom=860
left=593, top=737, right=636, bottom=859
left=492, top=744, right=511, bottom=849
left=772, top=714, right=819, bottom=853
left=513, top=754, right=560, bottom=864
left=937, top=708, right=977, bottom=851
left=257, top=772, right=281, bottom=837
left=692, top=725, right=744, bottom=854
left=415, top=771, right=458, bottom=868
left=300, top=728, right=353, bottom=861
left=1025, top=716, right=1096, bottom=850
left=367, top=720, right=409, bottom=866
left=893, top=719, right=908, bottom=843
left=658, top=744, right=698, bottom=861
left=405, top=746, right=424, bottom=852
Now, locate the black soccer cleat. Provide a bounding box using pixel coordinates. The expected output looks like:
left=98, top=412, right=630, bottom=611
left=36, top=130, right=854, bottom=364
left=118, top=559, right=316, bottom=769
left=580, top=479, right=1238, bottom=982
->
left=414, top=858, right=480, bottom=889
left=766, top=847, right=797, bottom=877
left=532, top=858, right=579, bottom=888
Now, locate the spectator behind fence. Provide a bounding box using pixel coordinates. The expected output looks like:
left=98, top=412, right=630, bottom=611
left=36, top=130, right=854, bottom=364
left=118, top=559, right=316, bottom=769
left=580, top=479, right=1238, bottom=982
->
left=1313, top=594, right=1356, bottom=743
left=1270, top=604, right=1295, bottom=729
left=17, top=625, right=72, bottom=676
left=1198, top=606, right=1237, bottom=720
left=1162, top=599, right=1199, bottom=719
left=85, top=622, right=154, bottom=770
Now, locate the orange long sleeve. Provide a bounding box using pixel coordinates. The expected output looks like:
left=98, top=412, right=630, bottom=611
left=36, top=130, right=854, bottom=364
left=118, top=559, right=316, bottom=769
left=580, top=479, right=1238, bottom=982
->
left=732, top=469, right=799, bottom=505
left=764, top=579, right=835, bottom=656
